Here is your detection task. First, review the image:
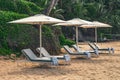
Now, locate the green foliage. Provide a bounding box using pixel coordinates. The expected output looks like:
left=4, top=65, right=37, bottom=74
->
left=50, top=8, right=64, bottom=19
left=25, top=1, right=43, bottom=14
left=60, top=0, right=120, bottom=41
left=0, top=11, right=40, bottom=56
left=0, top=0, right=120, bottom=56
left=15, top=0, right=42, bottom=14
left=59, top=34, right=75, bottom=46
left=27, top=0, right=49, bottom=8
left=15, top=0, right=32, bottom=14
left=0, top=0, right=42, bottom=15
left=0, top=11, right=28, bottom=46
left=0, top=11, right=26, bottom=55
left=0, top=0, right=17, bottom=12
left=0, top=48, right=13, bottom=56
left=72, top=2, right=87, bottom=18
left=42, top=26, right=52, bottom=37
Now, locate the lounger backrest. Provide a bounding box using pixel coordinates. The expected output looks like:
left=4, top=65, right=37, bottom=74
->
left=22, top=49, right=37, bottom=60
left=72, top=44, right=81, bottom=52
left=64, top=45, right=73, bottom=53
left=36, top=47, right=50, bottom=57
left=93, top=43, right=99, bottom=49
left=88, top=42, right=96, bottom=50
left=21, top=49, right=59, bottom=65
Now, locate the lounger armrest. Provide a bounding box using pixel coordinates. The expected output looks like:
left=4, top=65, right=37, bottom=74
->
left=51, top=57, right=58, bottom=65
left=84, top=52, right=91, bottom=58
left=64, top=54, right=71, bottom=61
left=94, top=49, right=99, bottom=55
left=71, top=52, right=81, bottom=54
left=111, top=48, right=114, bottom=54
left=73, top=51, right=90, bottom=54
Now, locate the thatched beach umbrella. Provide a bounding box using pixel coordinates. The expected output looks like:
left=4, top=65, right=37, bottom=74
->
left=9, top=14, right=65, bottom=57
left=54, top=18, right=92, bottom=47
left=81, top=21, right=112, bottom=43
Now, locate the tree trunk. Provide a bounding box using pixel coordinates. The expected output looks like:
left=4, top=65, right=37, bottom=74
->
left=43, top=0, right=59, bottom=15
left=42, top=0, right=61, bottom=55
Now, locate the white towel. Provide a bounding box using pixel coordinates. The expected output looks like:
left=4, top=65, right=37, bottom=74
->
left=95, top=49, right=99, bottom=55
left=51, top=57, right=58, bottom=65
left=64, top=54, right=71, bottom=62
left=85, top=52, right=91, bottom=58
left=111, top=48, right=114, bottom=54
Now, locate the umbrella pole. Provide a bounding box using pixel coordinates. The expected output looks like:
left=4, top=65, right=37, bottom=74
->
left=95, top=27, right=97, bottom=43
left=76, top=26, right=78, bottom=47
left=39, top=24, right=42, bottom=57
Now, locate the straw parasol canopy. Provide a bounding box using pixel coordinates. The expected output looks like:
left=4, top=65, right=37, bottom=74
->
left=81, top=21, right=112, bottom=42
left=54, top=18, right=93, bottom=47
left=9, top=14, right=65, bottom=57
left=54, top=18, right=92, bottom=26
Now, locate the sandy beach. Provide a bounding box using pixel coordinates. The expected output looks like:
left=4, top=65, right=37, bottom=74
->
left=0, top=41, right=120, bottom=80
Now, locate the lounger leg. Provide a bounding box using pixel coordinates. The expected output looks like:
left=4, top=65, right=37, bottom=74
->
left=95, top=49, right=99, bottom=56
left=85, top=52, right=91, bottom=59
left=108, top=48, right=111, bottom=54
left=51, top=57, right=58, bottom=69
left=64, top=54, right=71, bottom=65
left=51, top=62, right=58, bottom=69
left=111, top=48, right=114, bottom=54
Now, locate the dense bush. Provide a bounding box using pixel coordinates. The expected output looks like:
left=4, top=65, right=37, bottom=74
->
left=27, top=0, right=49, bottom=8
left=0, top=0, right=42, bottom=15
left=42, top=26, right=53, bottom=37
left=59, top=34, right=75, bottom=46
left=0, top=11, right=26, bottom=55
left=15, top=0, right=42, bottom=14
left=25, top=0, right=43, bottom=14
left=0, top=0, right=17, bottom=12
left=0, top=11, right=39, bottom=56
left=0, top=0, right=43, bottom=56
left=0, top=48, right=13, bottom=56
